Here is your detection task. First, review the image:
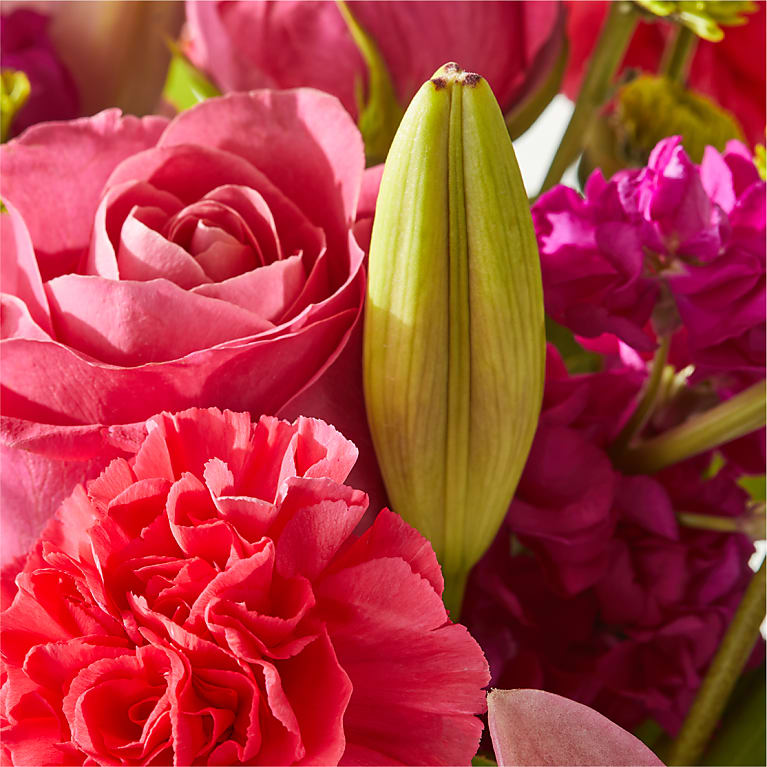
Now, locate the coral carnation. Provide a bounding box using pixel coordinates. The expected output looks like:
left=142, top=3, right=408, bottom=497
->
left=0, top=407, right=489, bottom=766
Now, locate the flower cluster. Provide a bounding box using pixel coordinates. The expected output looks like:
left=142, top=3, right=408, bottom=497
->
left=1, top=407, right=489, bottom=766
left=534, top=136, right=765, bottom=388
left=464, top=347, right=759, bottom=734
left=0, top=91, right=371, bottom=565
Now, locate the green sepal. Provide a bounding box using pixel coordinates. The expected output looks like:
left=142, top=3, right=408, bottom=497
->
left=336, top=0, right=403, bottom=166
left=162, top=40, right=221, bottom=113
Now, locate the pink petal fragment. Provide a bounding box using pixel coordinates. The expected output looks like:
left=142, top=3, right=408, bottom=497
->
left=488, top=689, right=665, bottom=767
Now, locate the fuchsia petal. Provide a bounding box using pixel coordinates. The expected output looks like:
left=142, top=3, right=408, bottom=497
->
left=488, top=689, right=665, bottom=766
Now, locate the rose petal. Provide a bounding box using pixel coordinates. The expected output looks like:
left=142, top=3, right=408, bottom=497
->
left=118, top=211, right=213, bottom=288
left=104, top=142, right=323, bottom=263
left=45, top=275, right=273, bottom=365
left=158, top=89, right=365, bottom=243
left=0, top=300, right=358, bottom=427
left=0, top=200, right=51, bottom=334
left=192, top=254, right=305, bottom=323
left=0, top=109, right=167, bottom=279
left=487, top=688, right=665, bottom=766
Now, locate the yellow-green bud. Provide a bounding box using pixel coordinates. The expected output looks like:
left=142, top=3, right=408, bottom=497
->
left=363, top=62, right=545, bottom=614
left=580, top=74, right=744, bottom=181
left=1, top=70, right=30, bottom=143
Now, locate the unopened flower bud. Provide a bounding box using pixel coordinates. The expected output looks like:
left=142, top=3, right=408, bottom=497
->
left=363, top=62, right=545, bottom=613
left=580, top=74, right=744, bottom=181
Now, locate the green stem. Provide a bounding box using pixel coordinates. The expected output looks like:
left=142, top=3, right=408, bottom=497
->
left=660, top=25, right=698, bottom=84
left=677, top=509, right=766, bottom=540
left=610, top=335, right=671, bottom=455
left=666, top=561, right=766, bottom=766
left=538, top=1, right=638, bottom=195
left=442, top=567, right=469, bottom=622
left=618, top=381, right=766, bottom=474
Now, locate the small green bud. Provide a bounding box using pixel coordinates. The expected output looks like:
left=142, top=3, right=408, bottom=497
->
left=1, top=69, right=30, bottom=143
left=633, top=1, right=756, bottom=41
left=363, top=62, right=545, bottom=614
left=580, top=74, right=744, bottom=180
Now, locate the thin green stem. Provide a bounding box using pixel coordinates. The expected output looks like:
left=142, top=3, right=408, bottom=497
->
left=677, top=509, right=766, bottom=540
left=611, top=335, right=671, bottom=455
left=666, top=561, right=766, bottom=766
left=660, top=25, right=698, bottom=84
left=618, top=381, right=766, bottom=474
left=539, top=1, right=638, bottom=195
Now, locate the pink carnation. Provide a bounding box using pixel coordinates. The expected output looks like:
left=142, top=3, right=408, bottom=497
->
left=0, top=407, right=489, bottom=765
left=533, top=137, right=766, bottom=387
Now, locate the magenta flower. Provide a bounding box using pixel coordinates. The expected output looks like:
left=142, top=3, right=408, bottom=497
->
left=534, top=137, right=766, bottom=386
left=0, top=9, right=79, bottom=137
left=464, top=347, right=760, bottom=735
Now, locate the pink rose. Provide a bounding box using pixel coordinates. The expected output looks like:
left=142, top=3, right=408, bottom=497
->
left=0, top=90, right=370, bottom=565
left=0, top=407, right=489, bottom=765
left=184, top=1, right=565, bottom=133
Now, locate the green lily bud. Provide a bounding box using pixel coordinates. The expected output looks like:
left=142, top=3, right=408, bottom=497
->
left=579, top=74, right=744, bottom=182
left=363, top=62, right=545, bottom=614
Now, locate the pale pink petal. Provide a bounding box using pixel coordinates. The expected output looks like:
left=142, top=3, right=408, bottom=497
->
left=488, top=689, right=665, bottom=766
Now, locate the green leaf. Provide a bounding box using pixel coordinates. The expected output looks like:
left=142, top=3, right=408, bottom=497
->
left=545, top=316, right=602, bottom=374
left=472, top=756, right=497, bottom=766
left=738, top=475, right=766, bottom=503
left=700, top=667, right=766, bottom=766
left=336, top=0, right=403, bottom=166
left=162, top=42, right=220, bottom=112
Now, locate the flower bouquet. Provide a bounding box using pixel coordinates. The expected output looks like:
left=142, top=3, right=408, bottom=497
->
left=1, top=2, right=764, bottom=765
